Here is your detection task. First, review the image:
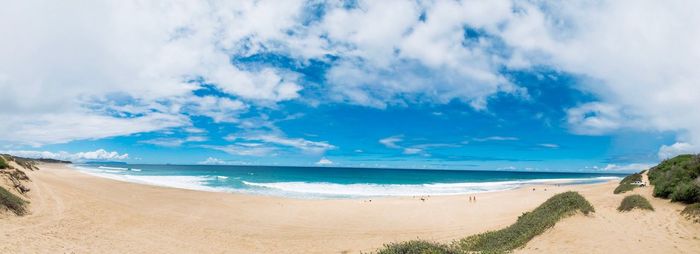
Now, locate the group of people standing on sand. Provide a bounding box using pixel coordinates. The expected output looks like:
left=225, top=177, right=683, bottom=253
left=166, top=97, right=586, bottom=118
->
left=468, top=195, right=477, bottom=202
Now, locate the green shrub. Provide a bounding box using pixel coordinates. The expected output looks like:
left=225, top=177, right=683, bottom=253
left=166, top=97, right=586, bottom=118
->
left=614, top=183, right=635, bottom=194
left=455, top=191, right=594, bottom=253
left=669, top=182, right=700, bottom=203
left=681, top=203, right=700, bottom=223
left=618, top=194, right=654, bottom=212
left=620, top=173, right=642, bottom=185
left=0, top=156, right=9, bottom=169
left=377, top=240, right=457, bottom=254
left=647, top=154, right=700, bottom=203
left=0, top=186, right=28, bottom=215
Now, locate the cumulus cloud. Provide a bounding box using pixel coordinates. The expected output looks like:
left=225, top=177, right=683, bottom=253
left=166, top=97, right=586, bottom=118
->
left=198, top=157, right=229, bottom=165
left=658, top=142, right=699, bottom=160
left=316, top=157, right=333, bottom=166
left=2, top=0, right=699, bottom=160
left=602, top=163, right=655, bottom=172
left=3, top=149, right=128, bottom=161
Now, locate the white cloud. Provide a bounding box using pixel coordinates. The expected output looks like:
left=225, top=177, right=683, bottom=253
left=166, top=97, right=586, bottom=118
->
left=140, top=136, right=208, bottom=147
left=198, top=157, right=228, bottom=165
left=316, top=157, right=333, bottom=166
left=2, top=0, right=699, bottom=160
left=251, top=134, right=336, bottom=154
left=3, top=149, right=128, bottom=161
left=538, top=143, right=559, bottom=149
left=658, top=142, right=698, bottom=160
left=203, top=143, right=277, bottom=157
left=402, top=148, right=423, bottom=155
left=602, top=163, right=655, bottom=172
left=379, top=136, right=403, bottom=149
left=472, top=136, right=519, bottom=142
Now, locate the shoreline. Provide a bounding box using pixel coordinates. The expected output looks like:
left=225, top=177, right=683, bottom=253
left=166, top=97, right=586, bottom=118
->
left=2, top=163, right=699, bottom=253
left=69, top=163, right=621, bottom=200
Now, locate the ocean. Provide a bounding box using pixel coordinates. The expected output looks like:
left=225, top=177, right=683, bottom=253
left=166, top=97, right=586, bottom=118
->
left=72, top=164, right=626, bottom=199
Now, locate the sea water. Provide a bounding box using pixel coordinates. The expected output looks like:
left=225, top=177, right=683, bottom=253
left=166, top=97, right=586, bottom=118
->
left=72, top=164, right=625, bottom=199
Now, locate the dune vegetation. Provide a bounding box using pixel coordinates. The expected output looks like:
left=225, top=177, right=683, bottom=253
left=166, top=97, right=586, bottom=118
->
left=376, top=191, right=595, bottom=254
left=618, top=194, right=654, bottom=212
left=648, top=154, right=700, bottom=203
left=613, top=173, right=642, bottom=194
left=0, top=155, right=9, bottom=169
left=681, top=203, right=700, bottom=223
left=0, top=186, right=28, bottom=215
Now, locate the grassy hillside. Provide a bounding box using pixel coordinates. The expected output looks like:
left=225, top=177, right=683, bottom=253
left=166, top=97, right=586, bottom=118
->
left=376, top=191, right=595, bottom=254
left=648, top=154, right=700, bottom=203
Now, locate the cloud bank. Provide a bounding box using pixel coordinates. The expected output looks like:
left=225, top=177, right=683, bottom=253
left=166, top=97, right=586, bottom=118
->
left=1, top=0, right=699, bottom=159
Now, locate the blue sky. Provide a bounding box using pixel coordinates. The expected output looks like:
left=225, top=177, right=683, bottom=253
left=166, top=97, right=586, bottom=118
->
left=1, top=1, right=698, bottom=172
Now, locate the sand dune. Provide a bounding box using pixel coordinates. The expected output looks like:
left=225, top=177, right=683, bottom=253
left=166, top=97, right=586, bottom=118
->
left=1, top=164, right=698, bottom=253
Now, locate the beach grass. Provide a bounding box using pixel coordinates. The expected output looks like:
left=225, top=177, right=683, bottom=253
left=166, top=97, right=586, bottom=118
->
left=617, top=194, right=654, bottom=212
left=375, top=191, right=595, bottom=254
left=613, top=184, right=635, bottom=194
left=376, top=240, right=457, bottom=254
left=0, top=186, right=28, bottom=215
left=456, top=191, right=594, bottom=253
left=681, top=203, right=700, bottom=223
left=614, top=173, right=642, bottom=194
left=0, top=155, right=9, bottom=169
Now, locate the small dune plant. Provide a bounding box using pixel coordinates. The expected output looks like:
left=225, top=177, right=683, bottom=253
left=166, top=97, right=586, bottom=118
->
left=377, top=240, right=457, bottom=254
left=0, top=156, right=9, bottom=169
left=614, top=173, right=643, bottom=194
left=0, top=186, right=28, bottom=215
left=374, top=191, right=595, bottom=254
left=681, top=203, right=700, bottom=223
left=617, top=194, right=654, bottom=212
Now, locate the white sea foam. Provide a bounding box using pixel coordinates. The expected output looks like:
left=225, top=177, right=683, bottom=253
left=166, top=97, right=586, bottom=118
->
left=98, top=166, right=128, bottom=170
left=71, top=165, right=619, bottom=198
left=73, top=166, right=225, bottom=192
left=242, top=177, right=618, bottom=197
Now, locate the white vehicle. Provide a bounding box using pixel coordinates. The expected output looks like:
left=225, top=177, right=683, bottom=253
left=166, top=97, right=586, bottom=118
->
left=631, top=180, right=646, bottom=187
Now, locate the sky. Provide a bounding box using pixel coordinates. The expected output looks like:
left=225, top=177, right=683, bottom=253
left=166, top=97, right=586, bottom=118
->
left=1, top=0, right=699, bottom=172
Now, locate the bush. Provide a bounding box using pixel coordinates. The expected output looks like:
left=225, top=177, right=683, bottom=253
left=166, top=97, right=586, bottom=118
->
left=618, top=194, right=654, bottom=212
left=681, top=203, right=700, bottom=223
left=669, top=182, right=700, bottom=203
left=455, top=191, right=594, bottom=253
left=614, top=183, right=635, bottom=194
left=0, top=156, right=9, bottom=169
left=647, top=154, right=700, bottom=203
left=620, top=173, right=642, bottom=185
left=377, top=240, right=457, bottom=254
left=0, top=186, right=28, bottom=215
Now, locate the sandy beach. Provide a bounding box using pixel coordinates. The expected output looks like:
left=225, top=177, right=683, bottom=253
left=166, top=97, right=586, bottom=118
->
left=1, top=163, right=699, bottom=253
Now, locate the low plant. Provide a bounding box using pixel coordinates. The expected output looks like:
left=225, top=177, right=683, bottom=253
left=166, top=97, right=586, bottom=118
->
left=614, top=183, right=635, bottom=194
left=0, top=156, right=9, bottom=169
left=617, top=194, right=654, bottom=212
left=0, top=186, right=28, bottom=215
left=377, top=240, right=457, bottom=254
left=681, top=203, right=700, bottom=223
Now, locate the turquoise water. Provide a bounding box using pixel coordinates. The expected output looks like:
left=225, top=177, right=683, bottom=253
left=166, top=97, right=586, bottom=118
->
left=73, top=164, right=626, bottom=199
